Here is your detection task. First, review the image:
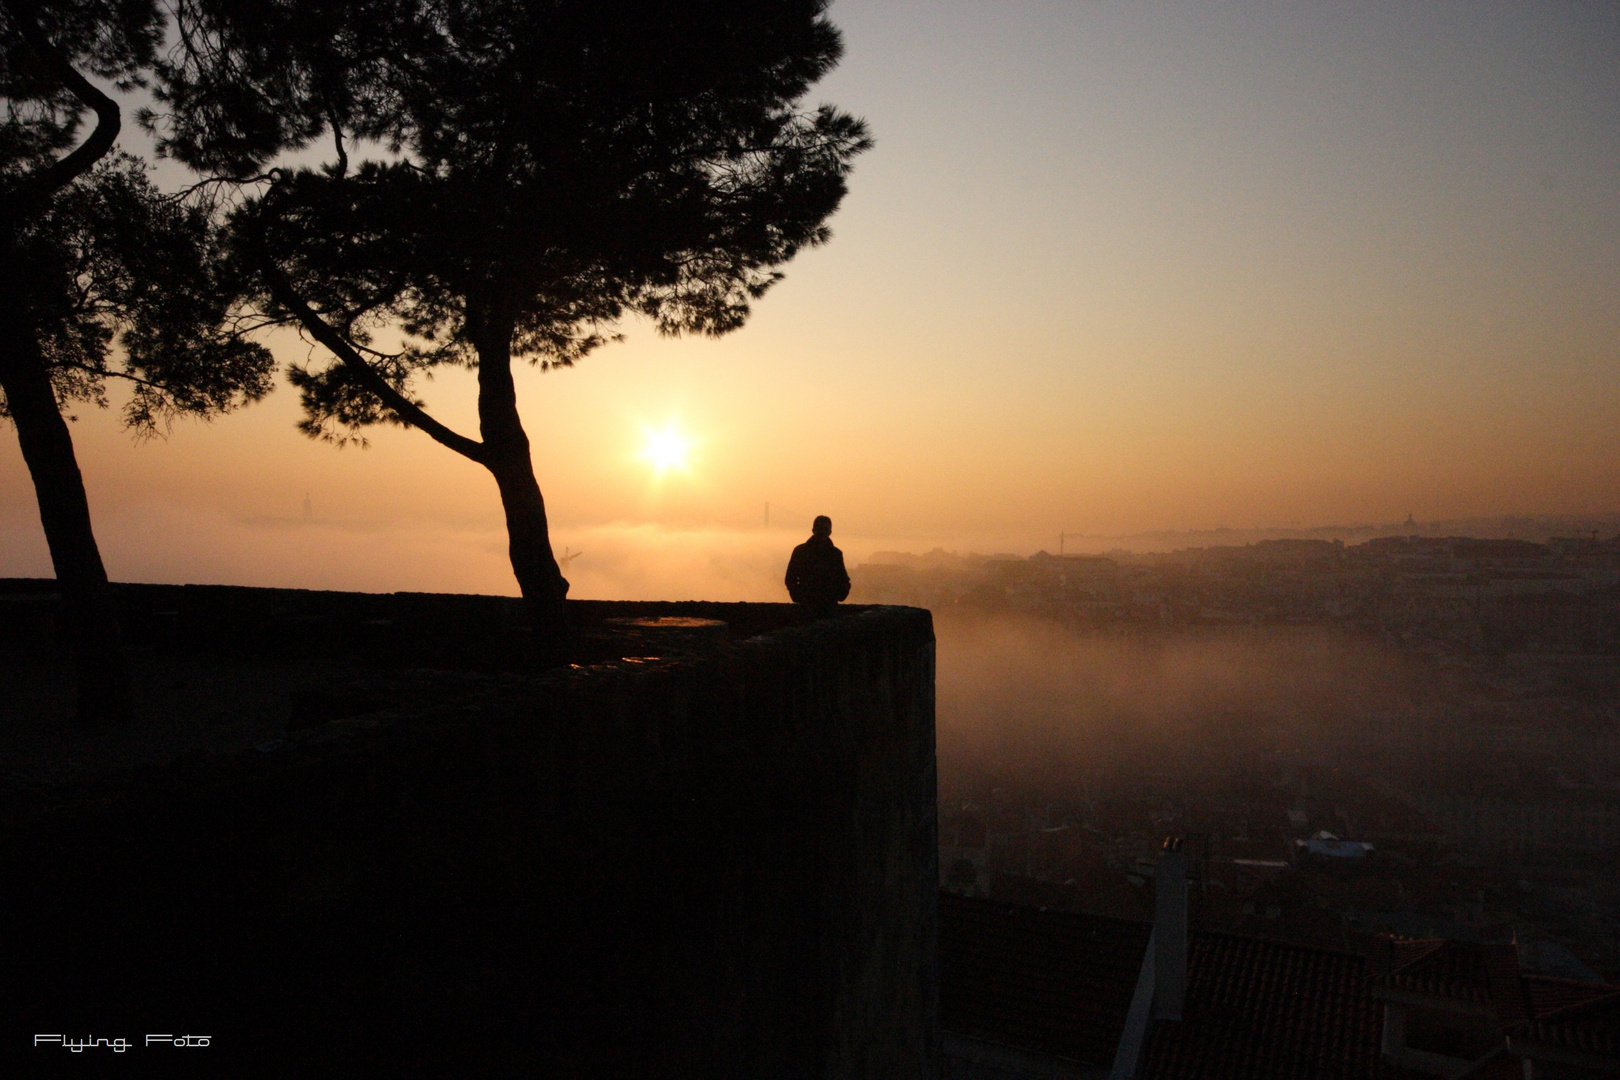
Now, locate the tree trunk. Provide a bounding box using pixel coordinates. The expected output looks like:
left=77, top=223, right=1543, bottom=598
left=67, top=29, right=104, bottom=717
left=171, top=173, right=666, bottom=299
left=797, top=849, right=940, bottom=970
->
left=0, top=0, right=131, bottom=723
left=471, top=311, right=570, bottom=656
left=0, top=309, right=133, bottom=724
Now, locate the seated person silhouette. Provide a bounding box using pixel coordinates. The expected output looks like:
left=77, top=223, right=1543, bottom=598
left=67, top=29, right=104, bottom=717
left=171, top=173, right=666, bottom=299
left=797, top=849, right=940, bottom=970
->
left=785, top=515, right=851, bottom=615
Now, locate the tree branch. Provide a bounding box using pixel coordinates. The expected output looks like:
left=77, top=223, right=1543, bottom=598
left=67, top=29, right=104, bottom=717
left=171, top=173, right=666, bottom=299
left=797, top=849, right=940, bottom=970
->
left=174, top=171, right=275, bottom=203
left=328, top=109, right=348, bottom=177
left=6, top=0, right=122, bottom=208
left=250, top=237, right=487, bottom=464
left=57, top=361, right=189, bottom=400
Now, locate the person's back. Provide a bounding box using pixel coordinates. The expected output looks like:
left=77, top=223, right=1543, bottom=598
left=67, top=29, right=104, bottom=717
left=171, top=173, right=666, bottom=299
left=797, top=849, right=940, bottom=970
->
left=785, top=516, right=850, bottom=613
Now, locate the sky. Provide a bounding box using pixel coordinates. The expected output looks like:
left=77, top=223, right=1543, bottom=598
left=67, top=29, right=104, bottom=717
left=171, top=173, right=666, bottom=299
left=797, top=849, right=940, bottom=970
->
left=3, top=1, right=1618, bottom=599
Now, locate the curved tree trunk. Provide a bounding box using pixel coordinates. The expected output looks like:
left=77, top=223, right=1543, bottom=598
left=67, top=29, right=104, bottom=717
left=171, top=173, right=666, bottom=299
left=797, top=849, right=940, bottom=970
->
left=262, top=257, right=571, bottom=659
left=472, top=311, right=570, bottom=655
left=0, top=308, right=133, bottom=724
left=0, top=0, right=132, bottom=723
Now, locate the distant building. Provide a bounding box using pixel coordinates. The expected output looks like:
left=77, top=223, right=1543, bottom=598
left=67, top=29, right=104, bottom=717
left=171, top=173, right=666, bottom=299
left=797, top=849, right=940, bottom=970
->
left=1372, top=936, right=1620, bottom=1079
left=1482, top=589, right=1613, bottom=653
left=1296, top=831, right=1376, bottom=859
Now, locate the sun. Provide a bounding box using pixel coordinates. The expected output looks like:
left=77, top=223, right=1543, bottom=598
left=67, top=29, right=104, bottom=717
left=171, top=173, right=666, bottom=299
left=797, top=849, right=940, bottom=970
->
left=640, top=423, right=694, bottom=477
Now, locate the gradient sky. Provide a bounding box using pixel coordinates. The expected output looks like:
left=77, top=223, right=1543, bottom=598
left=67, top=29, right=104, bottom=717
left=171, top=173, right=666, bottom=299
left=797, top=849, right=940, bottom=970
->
left=3, top=1, right=1618, bottom=598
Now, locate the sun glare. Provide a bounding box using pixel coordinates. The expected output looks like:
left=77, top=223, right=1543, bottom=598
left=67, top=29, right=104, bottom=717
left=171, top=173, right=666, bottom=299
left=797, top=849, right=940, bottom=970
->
left=640, top=423, right=694, bottom=477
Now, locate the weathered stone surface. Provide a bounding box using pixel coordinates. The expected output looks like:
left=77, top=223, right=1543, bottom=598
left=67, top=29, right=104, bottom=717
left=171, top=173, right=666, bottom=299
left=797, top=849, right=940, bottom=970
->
left=2, top=583, right=939, bottom=1077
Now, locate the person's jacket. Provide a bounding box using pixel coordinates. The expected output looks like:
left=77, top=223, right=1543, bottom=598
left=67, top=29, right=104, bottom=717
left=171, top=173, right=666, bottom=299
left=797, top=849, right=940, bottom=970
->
left=785, top=535, right=850, bottom=607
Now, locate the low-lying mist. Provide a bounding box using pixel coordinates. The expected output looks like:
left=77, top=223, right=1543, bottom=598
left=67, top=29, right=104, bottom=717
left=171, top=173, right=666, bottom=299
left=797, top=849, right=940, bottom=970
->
left=0, top=509, right=865, bottom=601
left=934, top=612, right=1426, bottom=796
left=5, top=505, right=1611, bottom=803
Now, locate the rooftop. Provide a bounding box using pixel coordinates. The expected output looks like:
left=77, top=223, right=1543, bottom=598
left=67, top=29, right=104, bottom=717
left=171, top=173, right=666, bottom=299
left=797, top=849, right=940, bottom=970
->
left=1140, top=930, right=1380, bottom=1080
left=940, top=892, right=1382, bottom=1079
left=939, top=892, right=1149, bottom=1069
left=941, top=893, right=1619, bottom=1080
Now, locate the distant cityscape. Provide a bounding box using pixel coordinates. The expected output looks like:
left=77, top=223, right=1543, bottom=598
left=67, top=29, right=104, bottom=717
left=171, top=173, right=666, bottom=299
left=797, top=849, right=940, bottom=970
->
left=854, top=530, right=1620, bottom=654
left=854, top=532, right=1620, bottom=984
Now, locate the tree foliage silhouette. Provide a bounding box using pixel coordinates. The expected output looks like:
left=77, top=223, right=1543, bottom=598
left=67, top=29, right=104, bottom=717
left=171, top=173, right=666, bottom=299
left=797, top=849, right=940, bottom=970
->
left=1, top=0, right=273, bottom=722
left=154, top=0, right=870, bottom=646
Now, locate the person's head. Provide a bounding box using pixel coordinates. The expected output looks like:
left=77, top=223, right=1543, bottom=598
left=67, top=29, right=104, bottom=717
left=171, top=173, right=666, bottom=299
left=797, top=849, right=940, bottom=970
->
left=812, top=515, right=832, bottom=537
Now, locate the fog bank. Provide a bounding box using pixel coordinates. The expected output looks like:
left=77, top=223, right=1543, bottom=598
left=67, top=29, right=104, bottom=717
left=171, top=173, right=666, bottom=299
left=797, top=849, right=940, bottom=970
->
left=934, top=612, right=1422, bottom=793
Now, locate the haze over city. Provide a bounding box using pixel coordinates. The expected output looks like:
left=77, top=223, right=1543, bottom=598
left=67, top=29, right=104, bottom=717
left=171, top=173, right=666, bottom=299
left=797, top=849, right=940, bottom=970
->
left=3, top=0, right=1617, bottom=601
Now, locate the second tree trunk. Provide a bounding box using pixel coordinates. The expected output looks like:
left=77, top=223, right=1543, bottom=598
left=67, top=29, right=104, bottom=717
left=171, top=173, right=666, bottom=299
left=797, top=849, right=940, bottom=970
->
left=474, top=317, right=570, bottom=656
left=0, top=310, right=133, bottom=723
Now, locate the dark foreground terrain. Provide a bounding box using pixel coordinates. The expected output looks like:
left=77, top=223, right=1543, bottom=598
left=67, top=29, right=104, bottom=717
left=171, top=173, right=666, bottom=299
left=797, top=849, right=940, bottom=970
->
left=1, top=580, right=940, bottom=1077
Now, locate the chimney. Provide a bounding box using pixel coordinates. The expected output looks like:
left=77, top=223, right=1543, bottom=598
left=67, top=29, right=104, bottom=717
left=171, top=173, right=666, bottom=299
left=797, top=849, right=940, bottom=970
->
left=1153, top=837, right=1187, bottom=1022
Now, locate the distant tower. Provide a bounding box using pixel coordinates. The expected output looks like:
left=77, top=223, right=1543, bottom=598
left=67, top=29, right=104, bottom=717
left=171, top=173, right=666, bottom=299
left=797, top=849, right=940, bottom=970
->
left=1404, top=512, right=1417, bottom=536
left=303, top=492, right=313, bottom=523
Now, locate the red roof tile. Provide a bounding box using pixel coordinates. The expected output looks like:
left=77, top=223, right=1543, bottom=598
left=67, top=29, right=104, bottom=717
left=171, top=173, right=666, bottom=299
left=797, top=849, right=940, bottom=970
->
left=1375, top=938, right=1528, bottom=1024
left=1140, top=931, right=1381, bottom=1080
left=940, top=898, right=1618, bottom=1079
left=1517, top=990, right=1620, bottom=1060
left=1522, top=974, right=1616, bottom=1019
left=941, top=892, right=1384, bottom=1079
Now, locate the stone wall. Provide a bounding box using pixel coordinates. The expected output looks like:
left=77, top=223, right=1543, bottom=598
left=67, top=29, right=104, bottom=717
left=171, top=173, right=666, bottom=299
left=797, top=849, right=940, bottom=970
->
left=3, top=583, right=939, bottom=1077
